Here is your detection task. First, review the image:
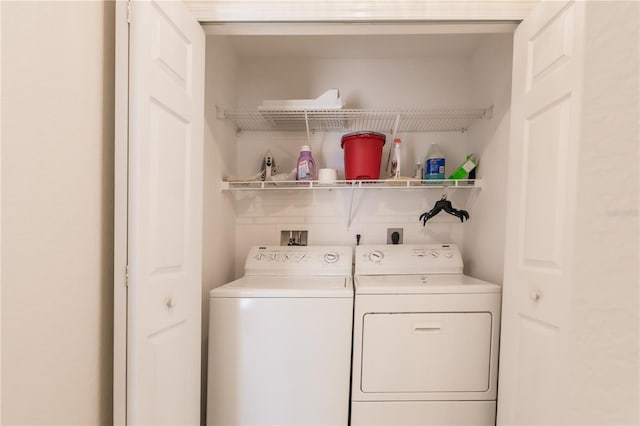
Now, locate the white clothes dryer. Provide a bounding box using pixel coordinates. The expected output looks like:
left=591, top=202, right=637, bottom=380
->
left=351, top=244, right=501, bottom=426
left=207, top=245, right=353, bottom=426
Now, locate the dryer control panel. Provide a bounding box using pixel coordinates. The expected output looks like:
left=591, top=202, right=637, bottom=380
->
left=245, top=245, right=352, bottom=276
left=355, top=244, right=463, bottom=275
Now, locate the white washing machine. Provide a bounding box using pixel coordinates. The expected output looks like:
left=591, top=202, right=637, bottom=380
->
left=207, top=245, right=353, bottom=426
left=351, top=244, right=501, bottom=426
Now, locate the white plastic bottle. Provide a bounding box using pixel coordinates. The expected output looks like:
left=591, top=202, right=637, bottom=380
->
left=424, top=143, right=445, bottom=180
left=390, top=138, right=402, bottom=178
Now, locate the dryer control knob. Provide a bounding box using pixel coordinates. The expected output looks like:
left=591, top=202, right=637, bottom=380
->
left=324, top=252, right=339, bottom=263
left=368, top=250, right=384, bottom=263
left=430, top=250, right=439, bottom=258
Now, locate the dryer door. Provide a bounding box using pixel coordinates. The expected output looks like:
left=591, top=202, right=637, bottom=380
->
left=361, top=312, right=492, bottom=393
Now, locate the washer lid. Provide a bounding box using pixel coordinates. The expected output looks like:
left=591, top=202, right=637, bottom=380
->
left=210, top=275, right=353, bottom=298
left=355, top=274, right=500, bottom=295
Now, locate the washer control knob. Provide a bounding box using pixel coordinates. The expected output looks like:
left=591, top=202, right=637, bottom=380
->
left=166, top=297, right=176, bottom=309
left=324, top=252, right=339, bottom=263
left=430, top=250, right=439, bottom=258
left=368, top=250, right=384, bottom=263
left=530, top=290, right=542, bottom=301
left=444, top=251, right=453, bottom=258
left=256, top=253, right=265, bottom=260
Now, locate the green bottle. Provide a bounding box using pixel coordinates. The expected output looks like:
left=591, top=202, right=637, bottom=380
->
left=448, top=154, right=477, bottom=179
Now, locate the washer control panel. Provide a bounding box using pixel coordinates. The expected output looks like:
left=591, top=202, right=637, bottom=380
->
left=245, top=246, right=352, bottom=276
left=356, top=244, right=463, bottom=275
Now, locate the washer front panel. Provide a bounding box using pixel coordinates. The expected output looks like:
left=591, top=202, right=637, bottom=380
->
left=209, top=296, right=353, bottom=425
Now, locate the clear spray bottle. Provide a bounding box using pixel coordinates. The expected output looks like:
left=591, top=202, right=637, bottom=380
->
left=390, top=138, right=402, bottom=178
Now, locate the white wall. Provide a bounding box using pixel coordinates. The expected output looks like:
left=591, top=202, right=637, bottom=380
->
left=229, top=51, right=484, bottom=273
left=1, top=1, right=114, bottom=424
left=201, top=35, right=239, bottom=422
left=567, top=1, right=639, bottom=423
left=464, top=34, right=513, bottom=284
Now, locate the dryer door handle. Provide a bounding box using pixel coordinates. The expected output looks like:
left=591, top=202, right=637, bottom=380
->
left=413, top=323, right=441, bottom=334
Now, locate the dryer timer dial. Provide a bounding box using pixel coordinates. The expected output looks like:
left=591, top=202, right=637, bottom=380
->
left=324, top=252, right=340, bottom=263
left=368, top=250, right=384, bottom=263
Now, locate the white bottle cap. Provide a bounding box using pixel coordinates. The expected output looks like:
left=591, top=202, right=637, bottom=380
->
left=301, top=145, right=311, bottom=152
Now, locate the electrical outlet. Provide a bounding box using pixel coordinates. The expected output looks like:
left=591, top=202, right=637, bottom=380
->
left=386, top=228, right=403, bottom=244
left=280, top=230, right=308, bottom=246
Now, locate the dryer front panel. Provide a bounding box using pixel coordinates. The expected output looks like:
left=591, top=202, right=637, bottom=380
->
left=360, top=312, right=492, bottom=393
left=351, top=293, right=501, bottom=401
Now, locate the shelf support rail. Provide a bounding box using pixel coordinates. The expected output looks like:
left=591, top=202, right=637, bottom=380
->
left=347, top=182, right=358, bottom=229
left=304, top=110, right=311, bottom=144
left=391, top=113, right=401, bottom=137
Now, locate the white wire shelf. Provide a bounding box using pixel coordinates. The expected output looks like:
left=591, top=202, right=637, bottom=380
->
left=221, top=107, right=492, bottom=133
left=221, top=178, right=483, bottom=191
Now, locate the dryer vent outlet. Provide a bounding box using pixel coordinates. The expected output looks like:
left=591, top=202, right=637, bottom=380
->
left=387, top=228, right=403, bottom=244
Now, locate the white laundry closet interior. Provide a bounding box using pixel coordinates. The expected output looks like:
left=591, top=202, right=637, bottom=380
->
left=202, top=29, right=514, bottom=285
left=196, top=25, right=517, bottom=426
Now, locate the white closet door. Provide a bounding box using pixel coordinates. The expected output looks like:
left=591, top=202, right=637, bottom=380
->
left=127, top=1, right=204, bottom=424
left=498, top=1, right=585, bottom=425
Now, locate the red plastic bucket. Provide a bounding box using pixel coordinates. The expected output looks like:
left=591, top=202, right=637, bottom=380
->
left=341, top=131, right=386, bottom=180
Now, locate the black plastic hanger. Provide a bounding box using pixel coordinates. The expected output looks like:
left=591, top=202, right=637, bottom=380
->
left=419, top=195, right=469, bottom=225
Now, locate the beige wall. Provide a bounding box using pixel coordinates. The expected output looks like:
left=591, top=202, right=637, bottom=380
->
left=568, top=1, right=639, bottom=424
left=1, top=1, right=115, bottom=424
